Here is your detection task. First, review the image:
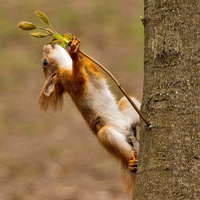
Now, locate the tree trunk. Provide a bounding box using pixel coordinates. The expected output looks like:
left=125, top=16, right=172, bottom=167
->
left=133, top=1, right=200, bottom=199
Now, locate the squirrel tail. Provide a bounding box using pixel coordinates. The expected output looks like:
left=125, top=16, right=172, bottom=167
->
left=120, top=162, right=136, bottom=194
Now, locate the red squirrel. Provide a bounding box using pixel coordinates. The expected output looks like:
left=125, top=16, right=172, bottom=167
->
left=38, top=36, right=141, bottom=193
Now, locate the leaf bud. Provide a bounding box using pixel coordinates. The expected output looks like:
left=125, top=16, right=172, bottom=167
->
left=18, top=21, right=37, bottom=30
left=29, top=32, right=48, bottom=38
left=34, top=10, right=50, bottom=25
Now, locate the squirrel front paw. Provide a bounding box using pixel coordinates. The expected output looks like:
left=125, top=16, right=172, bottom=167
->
left=69, top=36, right=80, bottom=53
left=128, top=150, right=138, bottom=173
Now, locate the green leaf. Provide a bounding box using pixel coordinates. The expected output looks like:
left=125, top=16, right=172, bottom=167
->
left=53, top=33, right=65, bottom=42
left=63, top=33, right=72, bottom=44
left=30, top=32, right=49, bottom=38
left=53, top=33, right=72, bottom=47
left=34, top=10, right=50, bottom=25
left=60, top=42, right=66, bottom=48
left=18, top=21, right=37, bottom=30
left=48, top=37, right=59, bottom=45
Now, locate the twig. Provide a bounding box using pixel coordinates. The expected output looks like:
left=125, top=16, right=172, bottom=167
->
left=37, top=27, right=54, bottom=34
left=79, top=50, right=151, bottom=127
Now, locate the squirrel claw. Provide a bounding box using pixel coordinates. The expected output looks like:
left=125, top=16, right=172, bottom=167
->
left=129, top=159, right=138, bottom=172
left=129, top=150, right=138, bottom=173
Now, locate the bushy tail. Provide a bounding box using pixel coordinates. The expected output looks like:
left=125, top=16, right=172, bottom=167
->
left=118, top=96, right=141, bottom=125
left=121, top=162, right=137, bottom=194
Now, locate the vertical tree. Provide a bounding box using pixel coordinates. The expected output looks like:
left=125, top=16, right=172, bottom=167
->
left=133, top=1, right=200, bottom=199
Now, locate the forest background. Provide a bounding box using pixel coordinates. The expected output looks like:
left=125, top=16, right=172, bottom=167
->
left=0, top=0, right=143, bottom=199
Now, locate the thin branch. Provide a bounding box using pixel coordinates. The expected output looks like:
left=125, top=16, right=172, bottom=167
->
left=79, top=50, right=151, bottom=127
left=37, top=27, right=55, bottom=34
left=49, top=24, right=57, bottom=34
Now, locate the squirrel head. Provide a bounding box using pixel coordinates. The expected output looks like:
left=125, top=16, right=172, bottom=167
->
left=38, top=44, right=72, bottom=111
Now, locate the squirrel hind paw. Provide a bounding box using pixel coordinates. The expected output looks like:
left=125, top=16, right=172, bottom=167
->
left=129, top=150, right=138, bottom=173
left=128, top=158, right=138, bottom=173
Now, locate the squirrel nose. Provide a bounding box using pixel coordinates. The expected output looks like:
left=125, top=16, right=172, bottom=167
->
left=43, top=44, right=53, bottom=52
left=43, top=44, right=49, bottom=51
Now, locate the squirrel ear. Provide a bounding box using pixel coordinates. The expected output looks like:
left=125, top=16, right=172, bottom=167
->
left=44, top=76, right=55, bottom=96
left=38, top=74, right=64, bottom=111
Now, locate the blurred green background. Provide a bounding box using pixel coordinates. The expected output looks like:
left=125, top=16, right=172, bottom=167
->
left=0, top=0, right=143, bottom=199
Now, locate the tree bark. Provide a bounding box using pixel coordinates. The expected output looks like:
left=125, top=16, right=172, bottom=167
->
left=133, top=1, right=200, bottom=199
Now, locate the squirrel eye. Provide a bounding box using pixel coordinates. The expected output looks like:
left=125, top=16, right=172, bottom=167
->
left=43, top=59, right=48, bottom=66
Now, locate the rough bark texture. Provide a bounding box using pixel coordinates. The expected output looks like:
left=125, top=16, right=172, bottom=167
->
left=133, top=1, right=200, bottom=199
